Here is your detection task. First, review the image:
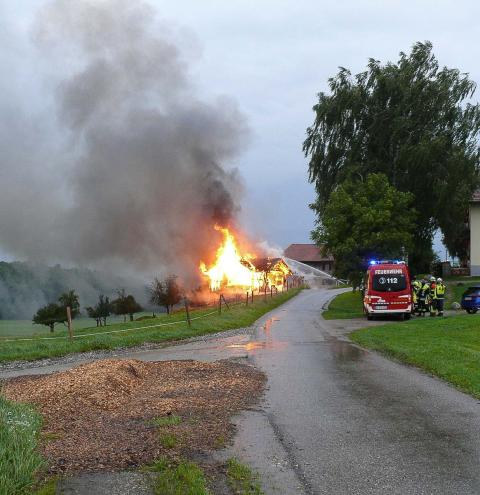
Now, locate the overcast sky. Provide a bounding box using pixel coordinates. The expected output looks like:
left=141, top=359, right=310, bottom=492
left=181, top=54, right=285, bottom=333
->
left=2, top=0, right=479, bottom=258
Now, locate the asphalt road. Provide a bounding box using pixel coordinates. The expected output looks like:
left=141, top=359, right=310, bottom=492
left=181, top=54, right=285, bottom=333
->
left=237, top=288, right=480, bottom=494
left=4, top=288, right=480, bottom=494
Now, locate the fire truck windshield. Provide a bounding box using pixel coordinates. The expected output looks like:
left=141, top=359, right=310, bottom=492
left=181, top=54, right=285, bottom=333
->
left=372, top=274, right=407, bottom=292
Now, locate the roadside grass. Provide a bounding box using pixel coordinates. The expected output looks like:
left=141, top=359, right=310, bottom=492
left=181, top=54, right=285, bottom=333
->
left=148, top=457, right=210, bottom=495
left=0, top=395, right=44, bottom=495
left=159, top=433, right=178, bottom=449
left=350, top=314, right=480, bottom=398
left=0, top=289, right=302, bottom=363
left=322, top=290, right=364, bottom=320
left=33, top=477, right=58, bottom=495
left=226, top=458, right=264, bottom=495
left=152, top=415, right=181, bottom=427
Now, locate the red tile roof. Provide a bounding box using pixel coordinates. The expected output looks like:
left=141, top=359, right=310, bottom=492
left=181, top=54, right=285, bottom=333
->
left=472, top=189, right=480, bottom=202
left=284, top=244, right=333, bottom=262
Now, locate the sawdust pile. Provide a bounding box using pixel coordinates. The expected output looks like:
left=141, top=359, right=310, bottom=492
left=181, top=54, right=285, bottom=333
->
left=4, top=359, right=265, bottom=474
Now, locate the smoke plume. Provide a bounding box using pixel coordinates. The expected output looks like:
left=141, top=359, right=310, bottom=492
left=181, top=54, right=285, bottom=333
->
left=0, top=0, right=248, bottom=286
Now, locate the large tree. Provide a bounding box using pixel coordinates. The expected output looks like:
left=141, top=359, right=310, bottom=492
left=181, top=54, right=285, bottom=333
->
left=112, top=289, right=143, bottom=322
left=86, top=295, right=111, bottom=327
left=148, top=276, right=182, bottom=315
left=313, top=173, right=416, bottom=286
left=304, top=41, right=480, bottom=271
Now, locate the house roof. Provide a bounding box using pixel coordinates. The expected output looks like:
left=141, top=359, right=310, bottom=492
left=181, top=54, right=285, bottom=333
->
left=472, top=189, right=480, bottom=202
left=284, top=244, right=333, bottom=262
left=250, top=257, right=291, bottom=274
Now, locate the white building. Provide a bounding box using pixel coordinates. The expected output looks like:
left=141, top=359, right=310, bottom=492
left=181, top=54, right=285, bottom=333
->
left=470, top=190, right=480, bottom=276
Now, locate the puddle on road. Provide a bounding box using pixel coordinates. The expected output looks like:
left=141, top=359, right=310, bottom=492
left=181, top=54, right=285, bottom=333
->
left=263, top=317, right=280, bottom=337
left=327, top=337, right=365, bottom=362
left=226, top=341, right=288, bottom=352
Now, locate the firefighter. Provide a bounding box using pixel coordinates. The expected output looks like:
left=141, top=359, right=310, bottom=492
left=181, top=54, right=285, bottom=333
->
left=418, top=278, right=430, bottom=317
left=428, top=276, right=437, bottom=317
left=411, top=276, right=422, bottom=315
left=434, top=278, right=447, bottom=316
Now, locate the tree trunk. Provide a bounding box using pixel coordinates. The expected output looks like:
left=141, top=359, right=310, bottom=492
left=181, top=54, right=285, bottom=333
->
left=49, top=323, right=54, bottom=333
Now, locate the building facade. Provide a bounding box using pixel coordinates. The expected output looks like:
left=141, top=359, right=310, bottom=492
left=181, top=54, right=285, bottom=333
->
left=284, top=244, right=334, bottom=273
left=471, top=190, right=480, bottom=276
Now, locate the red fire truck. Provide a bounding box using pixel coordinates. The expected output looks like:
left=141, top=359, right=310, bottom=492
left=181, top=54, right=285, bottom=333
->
left=363, top=261, right=412, bottom=320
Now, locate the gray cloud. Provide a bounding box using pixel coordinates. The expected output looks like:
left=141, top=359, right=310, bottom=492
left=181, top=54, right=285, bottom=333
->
left=0, top=0, right=249, bottom=285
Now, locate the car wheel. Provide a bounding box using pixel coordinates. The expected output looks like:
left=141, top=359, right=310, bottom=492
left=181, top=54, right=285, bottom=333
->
left=472, top=309, right=478, bottom=314
left=404, top=313, right=411, bottom=320
left=466, top=309, right=473, bottom=314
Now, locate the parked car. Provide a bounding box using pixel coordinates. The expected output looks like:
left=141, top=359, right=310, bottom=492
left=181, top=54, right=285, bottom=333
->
left=461, top=286, right=480, bottom=314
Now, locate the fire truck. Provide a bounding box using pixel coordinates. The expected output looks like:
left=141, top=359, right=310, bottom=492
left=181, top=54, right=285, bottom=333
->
left=363, top=260, right=412, bottom=320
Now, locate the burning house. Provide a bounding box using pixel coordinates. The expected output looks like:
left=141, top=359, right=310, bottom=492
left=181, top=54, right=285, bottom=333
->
left=200, top=226, right=292, bottom=292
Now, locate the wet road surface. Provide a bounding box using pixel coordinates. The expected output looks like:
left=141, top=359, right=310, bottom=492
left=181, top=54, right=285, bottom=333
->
left=4, top=288, right=480, bottom=494
left=239, top=289, right=480, bottom=494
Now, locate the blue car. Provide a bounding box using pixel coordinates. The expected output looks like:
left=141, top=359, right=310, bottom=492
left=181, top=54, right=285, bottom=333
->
left=461, top=286, right=480, bottom=314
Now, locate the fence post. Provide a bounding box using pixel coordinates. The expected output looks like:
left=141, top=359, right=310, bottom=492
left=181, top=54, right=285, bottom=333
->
left=184, top=298, right=191, bottom=327
left=221, top=294, right=230, bottom=310
left=246, top=291, right=249, bottom=306
left=66, top=306, right=73, bottom=341
left=270, top=286, right=273, bottom=298
left=219, top=294, right=222, bottom=314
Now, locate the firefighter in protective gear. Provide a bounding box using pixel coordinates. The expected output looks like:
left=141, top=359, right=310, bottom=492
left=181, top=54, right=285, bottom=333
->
left=429, top=276, right=437, bottom=317
left=411, top=277, right=422, bottom=315
left=417, top=279, right=430, bottom=317
left=434, top=278, right=446, bottom=316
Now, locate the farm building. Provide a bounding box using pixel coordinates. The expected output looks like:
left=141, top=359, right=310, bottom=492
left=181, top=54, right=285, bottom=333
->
left=284, top=244, right=334, bottom=273
left=470, top=190, right=480, bottom=276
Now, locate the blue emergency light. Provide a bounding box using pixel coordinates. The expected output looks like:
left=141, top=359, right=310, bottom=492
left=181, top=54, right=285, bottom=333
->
left=369, top=260, right=377, bottom=265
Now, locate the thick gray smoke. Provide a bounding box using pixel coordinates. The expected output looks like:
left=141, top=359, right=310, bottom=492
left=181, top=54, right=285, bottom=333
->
left=0, top=0, right=248, bottom=286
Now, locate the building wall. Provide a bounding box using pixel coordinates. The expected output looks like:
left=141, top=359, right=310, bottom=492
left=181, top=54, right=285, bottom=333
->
left=471, top=204, right=480, bottom=276
left=301, top=261, right=334, bottom=273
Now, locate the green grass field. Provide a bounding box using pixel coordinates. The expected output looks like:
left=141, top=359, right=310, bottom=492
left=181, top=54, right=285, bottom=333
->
left=350, top=314, right=480, bottom=398
left=0, top=312, right=157, bottom=338
left=0, top=289, right=301, bottom=363
left=322, top=290, right=364, bottom=320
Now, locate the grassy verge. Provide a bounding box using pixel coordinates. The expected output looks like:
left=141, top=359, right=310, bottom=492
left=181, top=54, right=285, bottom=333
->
left=350, top=314, right=480, bottom=398
left=0, top=395, right=44, bottom=494
left=148, top=457, right=210, bottom=495
left=322, top=290, right=364, bottom=320
left=227, top=458, right=264, bottom=495
left=0, top=289, right=302, bottom=363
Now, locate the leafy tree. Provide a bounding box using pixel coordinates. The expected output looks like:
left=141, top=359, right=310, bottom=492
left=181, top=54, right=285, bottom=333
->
left=148, top=275, right=182, bottom=315
left=32, top=303, right=65, bottom=333
left=304, top=41, right=480, bottom=271
left=312, top=174, right=416, bottom=286
left=112, top=289, right=143, bottom=322
left=86, top=295, right=111, bottom=327
left=58, top=289, right=80, bottom=319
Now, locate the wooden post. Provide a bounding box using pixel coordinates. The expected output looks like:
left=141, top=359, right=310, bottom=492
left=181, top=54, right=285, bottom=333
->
left=221, top=294, right=230, bottom=310
left=270, top=286, right=273, bottom=298
left=66, top=306, right=73, bottom=341
left=246, top=292, right=249, bottom=306
left=251, top=290, right=254, bottom=304
left=184, top=298, right=191, bottom=327
left=219, top=294, right=222, bottom=314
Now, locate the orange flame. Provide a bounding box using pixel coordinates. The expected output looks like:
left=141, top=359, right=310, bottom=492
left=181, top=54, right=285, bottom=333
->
left=200, top=226, right=262, bottom=291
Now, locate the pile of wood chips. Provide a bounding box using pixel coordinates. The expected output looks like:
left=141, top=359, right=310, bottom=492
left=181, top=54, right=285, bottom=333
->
left=4, top=358, right=265, bottom=474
